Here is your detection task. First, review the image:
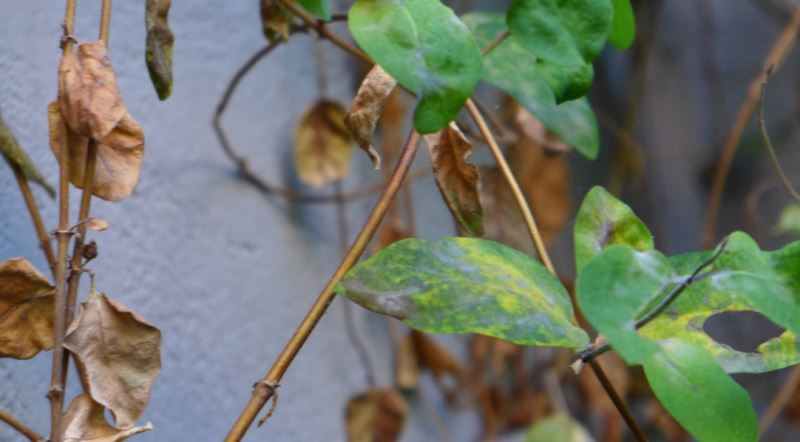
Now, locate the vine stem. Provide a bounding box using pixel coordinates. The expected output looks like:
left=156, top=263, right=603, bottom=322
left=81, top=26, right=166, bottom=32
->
left=224, top=131, right=422, bottom=442
left=465, top=99, right=647, bottom=442
left=6, top=160, right=56, bottom=270
left=0, top=410, right=45, bottom=442
left=757, top=68, right=800, bottom=204
left=48, top=0, right=78, bottom=438
left=700, top=6, right=800, bottom=247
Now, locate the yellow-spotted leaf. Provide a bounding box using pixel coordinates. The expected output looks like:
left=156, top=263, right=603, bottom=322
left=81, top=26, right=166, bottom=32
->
left=336, top=237, right=588, bottom=349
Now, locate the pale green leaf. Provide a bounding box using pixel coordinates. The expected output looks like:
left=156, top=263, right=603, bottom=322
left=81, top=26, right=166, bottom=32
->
left=337, top=237, right=589, bottom=349
left=608, top=0, right=635, bottom=50
left=348, top=0, right=483, bottom=133
left=525, top=413, right=593, bottom=442
left=776, top=204, right=800, bottom=236
left=462, top=12, right=599, bottom=158
left=507, top=0, right=614, bottom=67
left=643, top=340, right=757, bottom=442
left=0, top=111, right=55, bottom=197
left=297, top=0, right=330, bottom=21
left=574, top=186, right=653, bottom=272
left=576, top=245, right=669, bottom=364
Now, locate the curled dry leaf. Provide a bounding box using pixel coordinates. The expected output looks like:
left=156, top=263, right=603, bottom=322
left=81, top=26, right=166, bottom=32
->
left=58, top=42, right=126, bottom=140
left=63, top=394, right=153, bottom=442
left=64, top=290, right=162, bottom=430
left=49, top=102, right=145, bottom=202
left=294, top=100, right=354, bottom=187
left=424, top=122, right=484, bottom=237
left=0, top=258, right=54, bottom=359
left=86, top=217, right=110, bottom=232
left=0, top=110, right=55, bottom=197
left=146, top=0, right=175, bottom=100
left=260, top=0, right=294, bottom=42
left=345, top=389, right=408, bottom=442
left=344, top=65, right=398, bottom=169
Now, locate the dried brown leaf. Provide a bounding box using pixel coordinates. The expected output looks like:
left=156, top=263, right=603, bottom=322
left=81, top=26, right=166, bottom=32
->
left=58, top=42, right=126, bottom=140
left=344, top=65, right=397, bottom=169
left=345, top=389, right=408, bottom=442
left=424, top=123, right=484, bottom=237
left=411, top=331, right=466, bottom=399
left=0, top=258, right=54, bottom=359
left=513, top=106, right=571, bottom=154
left=0, top=110, right=55, bottom=197
left=63, top=394, right=152, bottom=442
left=260, top=0, right=294, bottom=42
left=49, top=102, right=145, bottom=202
left=294, top=99, right=354, bottom=187
left=394, top=332, right=420, bottom=391
left=86, top=217, right=109, bottom=232
left=64, top=290, right=162, bottom=429
left=479, top=167, right=536, bottom=253
left=146, top=0, right=175, bottom=100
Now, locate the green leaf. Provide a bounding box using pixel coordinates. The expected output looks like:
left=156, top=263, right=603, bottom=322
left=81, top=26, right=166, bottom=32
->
left=297, top=0, right=331, bottom=21
left=0, top=111, right=55, bottom=197
left=574, top=186, right=653, bottom=272
left=608, top=0, right=635, bottom=50
left=462, top=12, right=599, bottom=158
left=576, top=245, right=669, bottom=364
left=639, top=233, right=800, bottom=373
left=536, top=60, right=594, bottom=103
left=349, top=0, right=483, bottom=133
left=146, top=0, right=175, bottom=100
left=507, top=0, right=614, bottom=67
left=337, top=237, right=589, bottom=349
left=643, top=340, right=757, bottom=442
left=776, top=204, right=800, bottom=236
left=524, top=413, right=593, bottom=442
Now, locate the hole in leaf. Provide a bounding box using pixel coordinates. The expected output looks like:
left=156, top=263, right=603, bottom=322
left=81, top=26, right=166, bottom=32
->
left=703, top=311, right=785, bottom=353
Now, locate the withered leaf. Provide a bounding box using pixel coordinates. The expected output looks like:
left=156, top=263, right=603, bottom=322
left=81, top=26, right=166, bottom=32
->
left=344, top=65, right=398, bottom=169
left=394, top=332, right=420, bottom=391
left=86, top=217, right=110, bottom=232
left=424, top=122, right=483, bottom=237
left=479, top=167, right=536, bottom=254
left=260, top=0, right=294, bottom=42
left=0, top=110, right=55, bottom=197
left=0, top=258, right=54, bottom=359
left=63, top=394, right=153, bottom=442
left=49, top=102, right=145, bottom=202
left=145, top=0, right=175, bottom=100
left=58, top=41, right=126, bottom=140
left=345, top=389, right=408, bottom=442
left=294, top=99, right=354, bottom=187
left=64, top=290, right=162, bottom=429
left=411, top=331, right=466, bottom=399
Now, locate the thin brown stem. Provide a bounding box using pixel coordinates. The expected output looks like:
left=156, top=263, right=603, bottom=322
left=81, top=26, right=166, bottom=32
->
left=587, top=359, right=648, bottom=442
left=759, top=365, right=800, bottom=435
left=701, top=6, right=800, bottom=247
left=480, top=29, right=510, bottom=57
left=0, top=410, right=45, bottom=442
left=6, top=160, right=56, bottom=270
left=276, top=0, right=371, bottom=64
left=465, top=99, right=554, bottom=272
left=99, top=0, right=112, bottom=43
left=224, top=131, right=421, bottom=442
left=758, top=69, right=800, bottom=204
left=48, top=2, right=78, bottom=438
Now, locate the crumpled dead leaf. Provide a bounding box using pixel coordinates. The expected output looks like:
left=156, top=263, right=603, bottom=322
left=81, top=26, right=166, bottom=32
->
left=294, top=99, right=354, bottom=187
left=58, top=42, right=126, bottom=140
left=410, top=331, right=466, bottom=400
left=0, top=110, right=55, bottom=197
left=62, top=394, right=153, bottom=442
left=146, top=0, right=175, bottom=100
left=64, top=290, right=162, bottom=430
left=344, top=65, right=397, bottom=169
left=0, top=258, right=54, bottom=359
left=260, top=0, right=294, bottom=42
left=424, top=122, right=483, bottom=237
left=48, top=102, right=144, bottom=202
left=345, top=389, right=408, bottom=442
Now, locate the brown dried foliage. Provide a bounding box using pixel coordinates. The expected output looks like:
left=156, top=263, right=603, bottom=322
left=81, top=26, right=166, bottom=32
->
left=0, top=258, right=54, bottom=359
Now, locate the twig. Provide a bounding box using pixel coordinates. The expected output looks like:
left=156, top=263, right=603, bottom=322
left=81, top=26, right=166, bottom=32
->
left=224, top=131, right=422, bottom=442
left=0, top=410, right=45, bottom=442
left=587, top=359, right=648, bottom=442
left=579, top=237, right=730, bottom=363
left=6, top=160, right=56, bottom=270
left=48, top=1, right=78, bottom=438
left=758, top=68, right=800, bottom=204
left=701, top=6, right=800, bottom=247
left=759, top=365, right=800, bottom=435
left=480, top=29, right=509, bottom=57
left=335, top=181, right=378, bottom=388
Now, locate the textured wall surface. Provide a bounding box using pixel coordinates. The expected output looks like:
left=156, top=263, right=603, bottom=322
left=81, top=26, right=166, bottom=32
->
left=2, top=1, right=799, bottom=441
